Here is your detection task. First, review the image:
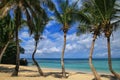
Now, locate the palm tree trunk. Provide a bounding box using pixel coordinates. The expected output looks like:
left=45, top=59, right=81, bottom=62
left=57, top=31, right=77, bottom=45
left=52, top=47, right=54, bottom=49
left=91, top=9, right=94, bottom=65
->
left=11, top=6, right=20, bottom=76
left=107, top=37, right=120, bottom=79
left=32, top=41, right=44, bottom=76
left=89, top=35, right=101, bottom=80
left=11, top=26, right=20, bottom=76
left=61, top=32, right=67, bottom=78
left=0, top=41, right=10, bottom=63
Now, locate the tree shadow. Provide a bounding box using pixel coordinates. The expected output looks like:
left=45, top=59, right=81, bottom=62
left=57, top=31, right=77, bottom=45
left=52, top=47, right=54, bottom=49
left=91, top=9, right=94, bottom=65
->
left=92, top=74, right=118, bottom=80
left=44, top=72, right=69, bottom=78
left=0, top=66, right=14, bottom=73
left=0, top=65, right=69, bottom=78
left=101, top=74, right=118, bottom=80
left=23, top=71, right=69, bottom=78
left=19, top=69, right=37, bottom=73
left=68, top=72, right=86, bottom=76
left=0, top=66, right=37, bottom=73
left=0, top=65, right=119, bottom=80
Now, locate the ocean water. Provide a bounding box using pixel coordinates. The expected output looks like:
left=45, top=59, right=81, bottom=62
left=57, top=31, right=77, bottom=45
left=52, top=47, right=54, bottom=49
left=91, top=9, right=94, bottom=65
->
left=27, top=58, right=120, bottom=73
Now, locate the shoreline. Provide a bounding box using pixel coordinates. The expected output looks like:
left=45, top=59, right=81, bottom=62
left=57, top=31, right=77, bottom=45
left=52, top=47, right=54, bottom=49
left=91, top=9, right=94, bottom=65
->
left=0, top=64, right=117, bottom=80
left=28, top=65, right=112, bottom=75
left=27, top=58, right=120, bottom=75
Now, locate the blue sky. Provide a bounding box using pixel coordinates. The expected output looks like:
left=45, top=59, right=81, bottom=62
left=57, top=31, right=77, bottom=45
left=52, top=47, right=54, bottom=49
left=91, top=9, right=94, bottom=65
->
left=19, top=0, right=120, bottom=59
left=19, top=21, right=120, bottom=58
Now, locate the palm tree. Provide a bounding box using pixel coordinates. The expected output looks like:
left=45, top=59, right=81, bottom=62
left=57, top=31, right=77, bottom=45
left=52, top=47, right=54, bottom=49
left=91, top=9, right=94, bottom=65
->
left=31, top=9, right=48, bottom=76
left=52, top=0, right=89, bottom=78
left=87, top=25, right=102, bottom=80
left=53, top=0, right=74, bottom=78
left=92, top=0, right=120, bottom=79
left=80, top=0, right=120, bottom=79
left=77, top=1, right=102, bottom=79
left=0, top=0, right=43, bottom=76
left=0, top=14, right=15, bottom=63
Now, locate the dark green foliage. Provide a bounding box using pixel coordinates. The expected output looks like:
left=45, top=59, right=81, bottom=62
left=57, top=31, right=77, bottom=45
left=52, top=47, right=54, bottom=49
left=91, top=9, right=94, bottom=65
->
left=20, top=58, right=28, bottom=66
left=0, top=14, right=14, bottom=44
left=0, top=14, right=15, bottom=57
left=1, top=42, right=24, bottom=64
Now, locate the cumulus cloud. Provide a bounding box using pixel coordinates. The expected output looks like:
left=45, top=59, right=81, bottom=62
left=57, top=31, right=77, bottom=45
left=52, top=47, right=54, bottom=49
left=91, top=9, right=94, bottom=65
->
left=93, top=29, right=120, bottom=58
left=95, top=52, right=108, bottom=57
left=19, top=32, right=29, bottom=38
left=20, top=30, right=90, bottom=58
left=20, top=27, right=120, bottom=58
left=45, top=20, right=57, bottom=28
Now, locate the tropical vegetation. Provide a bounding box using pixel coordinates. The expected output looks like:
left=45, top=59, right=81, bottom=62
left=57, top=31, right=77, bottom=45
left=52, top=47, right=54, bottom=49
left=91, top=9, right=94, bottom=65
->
left=77, top=1, right=102, bottom=80
left=77, top=0, right=120, bottom=79
left=0, top=14, right=15, bottom=63
left=1, top=41, right=25, bottom=64
left=0, top=0, right=120, bottom=79
left=52, top=0, right=91, bottom=78
left=31, top=8, right=49, bottom=76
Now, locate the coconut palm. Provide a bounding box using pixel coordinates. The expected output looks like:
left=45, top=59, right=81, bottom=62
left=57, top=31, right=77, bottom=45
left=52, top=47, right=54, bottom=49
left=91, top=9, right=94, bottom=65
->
left=28, top=0, right=55, bottom=76
left=53, top=0, right=76, bottom=78
left=79, top=0, right=120, bottom=79
left=0, top=0, right=43, bottom=76
left=77, top=1, right=102, bottom=80
left=92, top=0, right=120, bottom=79
left=77, top=26, right=102, bottom=80
left=31, top=9, right=48, bottom=76
left=52, top=0, right=90, bottom=78
left=0, top=14, right=15, bottom=63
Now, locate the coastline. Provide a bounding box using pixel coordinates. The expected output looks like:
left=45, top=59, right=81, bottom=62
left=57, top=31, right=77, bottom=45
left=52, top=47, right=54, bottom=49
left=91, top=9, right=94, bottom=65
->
left=27, top=58, right=120, bottom=74
left=28, top=64, right=113, bottom=75
left=0, top=64, right=117, bottom=80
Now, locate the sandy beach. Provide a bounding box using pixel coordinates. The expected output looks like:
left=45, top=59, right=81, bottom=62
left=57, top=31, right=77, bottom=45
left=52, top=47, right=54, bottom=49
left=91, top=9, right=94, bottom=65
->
left=0, top=64, right=118, bottom=80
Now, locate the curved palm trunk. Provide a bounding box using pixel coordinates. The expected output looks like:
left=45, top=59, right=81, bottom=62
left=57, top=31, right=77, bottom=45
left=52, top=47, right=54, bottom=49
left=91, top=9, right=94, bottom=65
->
left=0, top=41, right=10, bottom=63
left=61, top=32, right=67, bottom=78
left=107, top=37, right=120, bottom=79
left=32, top=41, right=44, bottom=76
left=89, top=35, right=101, bottom=80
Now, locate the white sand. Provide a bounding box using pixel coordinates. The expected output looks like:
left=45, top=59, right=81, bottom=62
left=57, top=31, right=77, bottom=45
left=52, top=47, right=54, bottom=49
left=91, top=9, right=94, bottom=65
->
left=0, top=64, right=116, bottom=80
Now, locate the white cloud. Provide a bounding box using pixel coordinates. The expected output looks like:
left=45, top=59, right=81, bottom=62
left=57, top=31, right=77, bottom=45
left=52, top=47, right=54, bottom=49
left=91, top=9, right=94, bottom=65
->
left=20, top=32, right=29, bottom=38
left=95, top=52, right=108, bottom=57
left=93, top=29, right=120, bottom=58
left=49, top=47, right=60, bottom=52
left=20, top=27, right=120, bottom=58
left=45, top=20, right=58, bottom=28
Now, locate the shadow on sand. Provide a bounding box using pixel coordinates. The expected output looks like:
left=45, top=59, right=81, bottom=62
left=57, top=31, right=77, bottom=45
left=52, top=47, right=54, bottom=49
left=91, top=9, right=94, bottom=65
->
left=0, top=65, right=118, bottom=80
left=91, top=74, right=118, bottom=80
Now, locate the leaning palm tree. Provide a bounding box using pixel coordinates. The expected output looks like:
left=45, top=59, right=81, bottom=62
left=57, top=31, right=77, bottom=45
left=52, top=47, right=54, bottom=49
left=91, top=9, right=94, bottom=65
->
left=0, top=14, right=15, bottom=63
left=31, top=9, right=48, bottom=76
left=52, top=0, right=89, bottom=78
left=0, top=0, right=43, bottom=76
left=81, top=0, right=120, bottom=79
left=77, top=1, right=103, bottom=80
left=92, top=0, right=120, bottom=79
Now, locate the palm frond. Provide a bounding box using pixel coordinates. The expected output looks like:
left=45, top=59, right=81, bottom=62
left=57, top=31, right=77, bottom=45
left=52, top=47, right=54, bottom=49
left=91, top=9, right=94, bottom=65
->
left=0, top=0, right=15, bottom=18
left=76, top=24, right=90, bottom=36
left=25, top=9, right=35, bottom=35
left=54, top=8, right=63, bottom=23
left=93, top=0, right=116, bottom=20
left=41, top=0, right=55, bottom=10
left=75, top=11, right=91, bottom=24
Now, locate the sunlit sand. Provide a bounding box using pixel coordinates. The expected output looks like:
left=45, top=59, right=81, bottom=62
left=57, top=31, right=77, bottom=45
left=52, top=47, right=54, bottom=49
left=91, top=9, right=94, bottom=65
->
left=0, top=64, right=118, bottom=80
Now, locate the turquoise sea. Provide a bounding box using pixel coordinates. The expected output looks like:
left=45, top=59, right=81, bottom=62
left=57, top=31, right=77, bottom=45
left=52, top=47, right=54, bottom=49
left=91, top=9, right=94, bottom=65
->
left=27, top=58, right=120, bottom=74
